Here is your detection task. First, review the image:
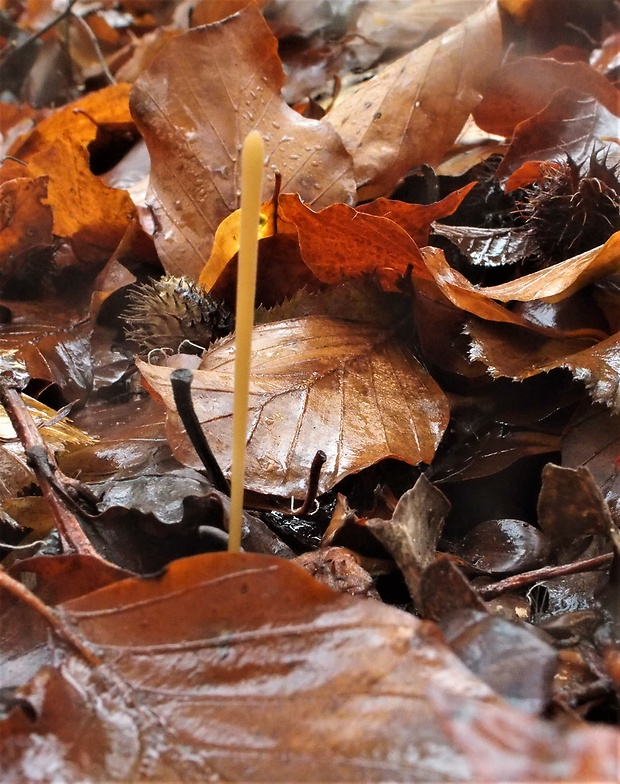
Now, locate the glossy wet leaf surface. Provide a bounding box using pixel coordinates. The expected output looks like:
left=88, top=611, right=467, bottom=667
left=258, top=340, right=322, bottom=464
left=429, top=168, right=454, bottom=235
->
left=1, top=553, right=618, bottom=782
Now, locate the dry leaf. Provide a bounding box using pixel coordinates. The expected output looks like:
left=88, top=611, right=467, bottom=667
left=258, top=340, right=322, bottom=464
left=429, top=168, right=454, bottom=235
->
left=466, top=319, right=620, bottom=409
left=497, top=88, right=620, bottom=179
left=1, top=552, right=617, bottom=782
left=326, top=1, right=502, bottom=200
left=137, top=314, right=449, bottom=498
left=474, top=56, right=620, bottom=138
left=130, top=4, right=355, bottom=280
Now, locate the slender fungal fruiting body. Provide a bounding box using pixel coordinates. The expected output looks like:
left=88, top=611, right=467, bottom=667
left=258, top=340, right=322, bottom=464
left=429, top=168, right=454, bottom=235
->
left=228, top=131, right=265, bottom=552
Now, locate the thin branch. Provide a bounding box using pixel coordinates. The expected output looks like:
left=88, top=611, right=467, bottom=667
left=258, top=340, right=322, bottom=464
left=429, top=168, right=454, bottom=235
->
left=478, top=553, right=614, bottom=601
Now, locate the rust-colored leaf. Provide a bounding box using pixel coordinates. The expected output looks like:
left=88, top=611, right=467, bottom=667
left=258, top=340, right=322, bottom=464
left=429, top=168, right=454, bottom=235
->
left=8, top=84, right=136, bottom=264
left=326, top=1, right=502, bottom=200
left=1, top=553, right=618, bottom=782
left=137, top=314, right=449, bottom=498
left=278, top=194, right=428, bottom=288
left=130, top=4, right=354, bottom=280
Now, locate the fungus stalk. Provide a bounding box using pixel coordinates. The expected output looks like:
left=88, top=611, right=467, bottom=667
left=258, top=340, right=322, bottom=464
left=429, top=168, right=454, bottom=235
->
left=228, top=130, right=264, bottom=552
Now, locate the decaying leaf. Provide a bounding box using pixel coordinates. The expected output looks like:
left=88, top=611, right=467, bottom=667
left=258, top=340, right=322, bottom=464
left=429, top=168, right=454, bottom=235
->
left=326, top=0, right=502, bottom=200
left=366, top=474, right=450, bottom=608
left=0, top=553, right=618, bottom=782
left=130, top=4, right=355, bottom=280
left=138, top=313, right=449, bottom=498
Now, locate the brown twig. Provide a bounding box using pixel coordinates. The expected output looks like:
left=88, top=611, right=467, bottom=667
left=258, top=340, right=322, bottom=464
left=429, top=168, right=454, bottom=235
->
left=0, top=566, right=100, bottom=667
left=477, top=552, right=614, bottom=601
left=0, top=385, right=99, bottom=557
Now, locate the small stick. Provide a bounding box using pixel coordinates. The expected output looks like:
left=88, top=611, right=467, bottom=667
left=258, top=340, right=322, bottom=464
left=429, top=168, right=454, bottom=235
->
left=170, top=368, right=230, bottom=495
left=477, top=552, right=613, bottom=601
left=228, top=130, right=264, bottom=552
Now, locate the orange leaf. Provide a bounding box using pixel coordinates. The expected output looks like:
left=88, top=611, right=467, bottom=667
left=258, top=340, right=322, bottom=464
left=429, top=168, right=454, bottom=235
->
left=279, top=194, right=427, bottom=289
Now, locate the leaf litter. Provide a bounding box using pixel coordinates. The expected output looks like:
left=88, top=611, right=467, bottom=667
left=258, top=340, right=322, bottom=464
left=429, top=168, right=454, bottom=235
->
left=0, top=0, right=620, bottom=780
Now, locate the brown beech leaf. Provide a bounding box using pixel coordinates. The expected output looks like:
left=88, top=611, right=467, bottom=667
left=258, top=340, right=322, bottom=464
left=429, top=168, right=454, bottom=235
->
left=0, top=300, right=93, bottom=400
left=8, top=84, right=136, bottom=264
left=130, top=4, right=354, bottom=281
left=432, top=224, right=536, bottom=267
left=474, top=56, right=620, bottom=138
left=420, top=246, right=554, bottom=331
left=466, top=319, right=620, bottom=409
left=278, top=194, right=428, bottom=289
left=137, top=315, right=449, bottom=498
left=474, top=231, right=620, bottom=303
left=562, top=406, right=620, bottom=522
left=497, top=88, right=620, bottom=179
left=1, top=553, right=618, bottom=782
left=326, top=1, right=502, bottom=200
left=0, top=175, right=52, bottom=285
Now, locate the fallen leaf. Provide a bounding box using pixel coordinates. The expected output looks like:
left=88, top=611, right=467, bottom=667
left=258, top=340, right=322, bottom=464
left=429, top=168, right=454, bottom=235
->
left=326, top=1, right=502, bottom=200
left=1, top=552, right=618, bottom=781
left=432, top=224, right=536, bottom=267
left=497, top=89, right=620, bottom=179
left=453, top=518, right=551, bottom=575
left=278, top=194, right=428, bottom=288
left=137, top=313, right=449, bottom=498
left=8, top=84, right=137, bottom=264
left=475, top=231, right=620, bottom=303
left=130, top=4, right=354, bottom=280
left=440, top=610, right=558, bottom=714
left=466, top=319, right=620, bottom=409
left=474, top=56, right=620, bottom=138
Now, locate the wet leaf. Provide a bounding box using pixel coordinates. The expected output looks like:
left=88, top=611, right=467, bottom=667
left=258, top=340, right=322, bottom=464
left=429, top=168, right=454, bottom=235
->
left=1, top=552, right=618, bottom=782
left=474, top=231, right=620, bottom=304
left=137, top=313, right=449, bottom=498
left=366, top=474, right=450, bottom=608
left=130, top=4, right=354, bottom=280
left=326, top=1, right=502, bottom=200
left=278, top=194, right=427, bottom=289
left=440, top=610, right=558, bottom=714
left=454, top=518, right=551, bottom=575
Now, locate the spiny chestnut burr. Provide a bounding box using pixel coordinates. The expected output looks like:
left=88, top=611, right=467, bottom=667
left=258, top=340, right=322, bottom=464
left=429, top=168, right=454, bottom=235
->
left=517, top=151, right=620, bottom=265
left=124, top=275, right=233, bottom=355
